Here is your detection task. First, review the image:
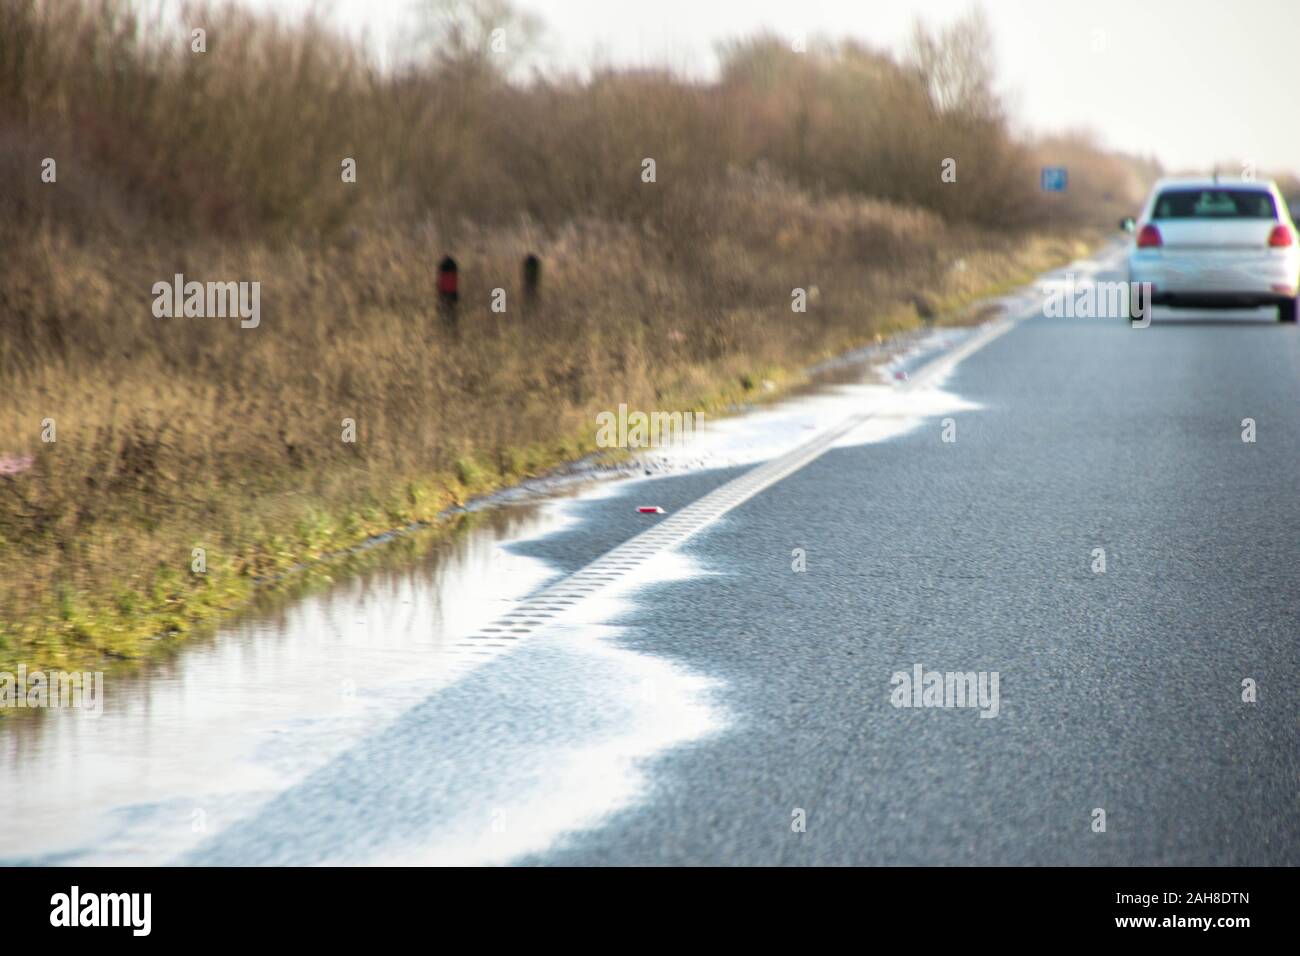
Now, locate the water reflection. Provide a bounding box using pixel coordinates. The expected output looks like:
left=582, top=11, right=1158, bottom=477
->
left=0, top=500, right=572, bottom=864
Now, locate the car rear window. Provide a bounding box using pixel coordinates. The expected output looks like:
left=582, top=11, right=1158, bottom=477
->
left=1153, top=188, right=1277, bottom=220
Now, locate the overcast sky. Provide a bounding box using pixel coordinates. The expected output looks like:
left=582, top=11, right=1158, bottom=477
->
left=239, top=0, right=1300, bottom=176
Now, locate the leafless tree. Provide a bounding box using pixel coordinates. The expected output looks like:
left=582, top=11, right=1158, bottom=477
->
left=908, top=6, right=1000, bottom=121
left=406, top=0, right=543, bottom=80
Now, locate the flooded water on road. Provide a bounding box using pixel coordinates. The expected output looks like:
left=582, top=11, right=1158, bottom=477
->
left=0, top=503, right=574, bottom=864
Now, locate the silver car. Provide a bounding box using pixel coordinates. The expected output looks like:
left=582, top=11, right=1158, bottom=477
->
left=1125, top=177, right=1299, bottom=323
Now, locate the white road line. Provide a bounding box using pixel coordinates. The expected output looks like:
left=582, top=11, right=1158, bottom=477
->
left=444, top=298, right=1039, bottom=667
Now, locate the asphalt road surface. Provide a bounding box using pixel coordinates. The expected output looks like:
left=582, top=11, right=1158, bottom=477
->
left=183, top=248, right=1299, bottom=866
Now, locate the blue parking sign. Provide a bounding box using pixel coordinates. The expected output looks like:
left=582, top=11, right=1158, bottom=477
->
left=1041, top=167, right=1068, bottom=192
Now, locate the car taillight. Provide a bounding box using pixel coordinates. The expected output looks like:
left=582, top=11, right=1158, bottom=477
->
left=1268, top=225, right=1294, bottom=248
left=1137, top=224, right=1162, bottom=248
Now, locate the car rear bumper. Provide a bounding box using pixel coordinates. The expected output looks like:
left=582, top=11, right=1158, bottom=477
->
left=1129, top=249, right=1299, bottom=305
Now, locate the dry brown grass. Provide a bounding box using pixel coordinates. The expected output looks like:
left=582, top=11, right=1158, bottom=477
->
left=0, top=0, right=1143, bottom=672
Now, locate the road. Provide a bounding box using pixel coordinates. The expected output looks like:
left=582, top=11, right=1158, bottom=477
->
left=525, top=254, right=1300, bottom=865
left=50, top=245, right=1300, bottom=866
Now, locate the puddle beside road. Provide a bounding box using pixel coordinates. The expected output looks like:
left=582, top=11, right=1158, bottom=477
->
left=0, top=503, right=574, bottom=864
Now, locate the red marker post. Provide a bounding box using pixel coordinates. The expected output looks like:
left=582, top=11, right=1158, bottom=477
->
left=437, top=255, right=459, bottom=331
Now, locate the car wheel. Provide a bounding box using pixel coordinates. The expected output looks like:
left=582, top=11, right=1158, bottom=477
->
left=1281, top=299, right=1298, bottom=323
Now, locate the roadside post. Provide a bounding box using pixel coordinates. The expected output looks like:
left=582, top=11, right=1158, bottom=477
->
left=523, top=254, right=541, bottom=310
left=437, top=255, right=459, bottom=330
